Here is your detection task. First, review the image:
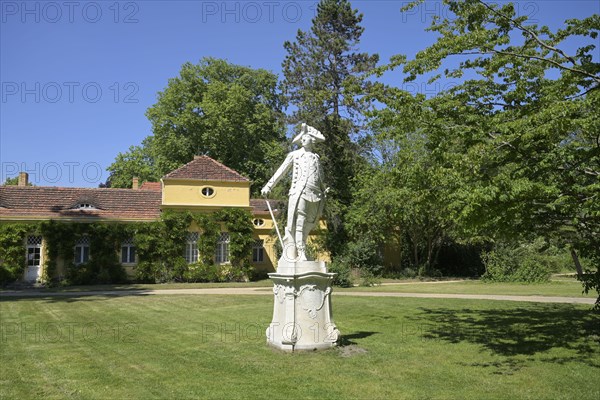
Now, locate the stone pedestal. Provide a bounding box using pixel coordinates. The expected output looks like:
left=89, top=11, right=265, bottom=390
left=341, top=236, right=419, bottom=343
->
left=266, top=260, right=340, bottom=352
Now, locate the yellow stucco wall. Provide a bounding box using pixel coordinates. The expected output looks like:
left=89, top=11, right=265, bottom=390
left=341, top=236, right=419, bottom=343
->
left=162, top=179, right=250, bottom=208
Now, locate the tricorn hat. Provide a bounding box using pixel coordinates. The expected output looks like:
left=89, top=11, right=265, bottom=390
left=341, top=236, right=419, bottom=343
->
left=292, top=123, right=325, bottom=145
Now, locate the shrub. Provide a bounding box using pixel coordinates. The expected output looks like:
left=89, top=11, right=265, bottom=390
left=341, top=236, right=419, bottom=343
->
left=182, top=263, right=219, bottom=282
left=401, top=268, right=418, bottom=278
left=328, top=259, right=354, bottom=287
left=481, top=239, right=554, bottom=283
left=0, top=224, right=34, bottom=284
left=359, top=270, right=381, bottom=287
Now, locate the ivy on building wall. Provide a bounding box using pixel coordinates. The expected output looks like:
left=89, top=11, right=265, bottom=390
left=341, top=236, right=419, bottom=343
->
left=40, top=221, right=130, bottom=285
left=0, top=223, right=40, bottom=284
left=134, top=208, right=255, bottom=283
left=134, top=211, right=192, bottom=283
left=0, top=207, right=256, bottom=286
left=215, top=208, right=255, bottom=280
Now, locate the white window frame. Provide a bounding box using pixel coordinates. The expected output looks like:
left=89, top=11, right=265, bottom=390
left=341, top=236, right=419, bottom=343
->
left=215, top=233, right=230, bottom=264
left=74, top=236, right=90, bottom=265
left=252, top=239, right=265, bottom=263
left=185, top=232, right=199, bottom=264
left=26, top=236, right=43, bottom=267
left=200, top=186, right=216, bottom=198
left=75, top=203, right=97, bottom=210
left=121, top=238, right=136, bottom=265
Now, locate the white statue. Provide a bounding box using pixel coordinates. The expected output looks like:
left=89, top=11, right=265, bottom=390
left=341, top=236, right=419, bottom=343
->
left=261, top=123, right=327, bottom=261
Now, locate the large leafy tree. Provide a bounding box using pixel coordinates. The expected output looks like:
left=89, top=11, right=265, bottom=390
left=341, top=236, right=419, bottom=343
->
left=105, top=141, right=158, bottom=188
left=348, top=127, right=461, bottom=274
left=107, top=58, right=286, bottom=192
left=281, top=0, right=378, bottom=255
left=376, top=0, right=598, bottom=299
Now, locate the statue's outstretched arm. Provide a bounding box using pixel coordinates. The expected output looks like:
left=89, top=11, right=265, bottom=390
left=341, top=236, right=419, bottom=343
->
left=261, top=152, right=294, bottom=195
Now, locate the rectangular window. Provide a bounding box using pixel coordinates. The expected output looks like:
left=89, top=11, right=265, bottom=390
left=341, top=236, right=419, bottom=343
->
left=215, top=232, right=230, bottom=264
left=74, top=236, right=90, bottom=265
left=121, top=238, right=136, bottom=264
left=185, top=232, right=199, bottom=264
left=26, top=236, right=42, bottom=267
left=252, top=239, right=264, bottom=263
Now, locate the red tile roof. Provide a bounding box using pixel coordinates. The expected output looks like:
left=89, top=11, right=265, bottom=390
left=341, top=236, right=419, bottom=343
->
left=140, top=182, right=161, bottom=191
left=250, top=198, right=282, bottom=216
left=0, top=186, right=161, bottom=221
left=163, top=155, right=249, bottom=182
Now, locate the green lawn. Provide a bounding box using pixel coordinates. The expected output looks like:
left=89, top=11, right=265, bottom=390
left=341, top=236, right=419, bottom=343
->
left=3, top=278, right=594, bottom=300
left=1, top=294, right=598, bottom=399
left=27, top=280, right=274, bottom=293
left=342, top=279, right=595, bottom=298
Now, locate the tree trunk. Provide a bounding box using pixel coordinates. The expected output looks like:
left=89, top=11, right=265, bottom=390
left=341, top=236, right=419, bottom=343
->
left=570, top=248, right=584, bottom=277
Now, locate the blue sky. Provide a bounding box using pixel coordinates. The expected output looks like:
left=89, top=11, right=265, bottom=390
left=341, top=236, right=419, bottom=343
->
left=1, top=0, right=598, bottom=187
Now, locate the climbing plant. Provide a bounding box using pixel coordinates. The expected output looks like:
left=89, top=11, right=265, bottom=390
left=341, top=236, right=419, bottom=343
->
left=0, top=223, right=40, bottom=284
left=1, top=207, right=257, bottom=285
left=216, top=208, right=255, bottom=281
left=134, top=208, right=256, bottom=283
left=40, top=221, right=130, bottom=285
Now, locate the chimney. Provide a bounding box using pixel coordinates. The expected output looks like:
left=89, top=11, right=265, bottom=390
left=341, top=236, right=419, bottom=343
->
left=18, top=172, right=29, bottom=187
left=132, top=177, right=139, bottom=190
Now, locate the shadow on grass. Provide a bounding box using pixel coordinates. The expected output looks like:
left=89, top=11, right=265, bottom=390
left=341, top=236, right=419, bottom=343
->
left=339, top=331, right=379, bottom=346
left=0, top=291, right=154, bottom=303
left=414, top=304, right=600, bottom=368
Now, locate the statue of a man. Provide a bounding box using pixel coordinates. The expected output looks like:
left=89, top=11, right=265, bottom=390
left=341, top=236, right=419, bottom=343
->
left=261, top=123, right=327, bottom=261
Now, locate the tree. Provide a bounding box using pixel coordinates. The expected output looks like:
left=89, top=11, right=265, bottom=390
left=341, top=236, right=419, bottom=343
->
left=2, top=176, right=33, bottom=186
left=281, top=0, right=378, bottom=256
left=3, top=177, right=19, bottom=186
left=378, top=0, right=598, bottom=298
left=347, top=114, right=461, bottom=275
left=107, top=58, right=286, bottom=192
left=105, top=141, right=158, bottom=188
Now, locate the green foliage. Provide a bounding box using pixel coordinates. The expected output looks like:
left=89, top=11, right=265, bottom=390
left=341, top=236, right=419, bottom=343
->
left=108, top=58, right=286, bottom=193
left=134, top=209, right=255, bottom=283
left=104, top=144, right=158, bottom=188
left=215, top=208, right=255, bottom=281
left=327, top=258, right=354, bottom=287
left=134, top=211, right=192, bottom=283
left=281, top=0, right=379, bottom=257
left=370, top=0, right=599, bottom=301
left=182, top=262, right=220, bottom=283
left=578, top=267, right=600, bottom=310
left=2, top=176, right=33, bottom=186
left=0, top=223, right=39, bottom=284
left=358, top=270, right=381, bottom=287
left=341, top=238, right=383, bottom=276
left=347, top=132, right=456, bottom=276
left=132, top=221, right=171, bottom=283
left=39, top=221, right=129, bottom=285
left=481, top=239, right=560, bottom=283
left=193, top=213, right=220, bottom=267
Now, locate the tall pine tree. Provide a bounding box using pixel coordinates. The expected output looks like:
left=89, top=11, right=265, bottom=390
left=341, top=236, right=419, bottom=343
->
left=281, top=0, right=378, bottom=256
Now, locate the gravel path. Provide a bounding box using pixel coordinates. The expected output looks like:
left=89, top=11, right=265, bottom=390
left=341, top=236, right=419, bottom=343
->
left=0, top=287, right=595, bottom=305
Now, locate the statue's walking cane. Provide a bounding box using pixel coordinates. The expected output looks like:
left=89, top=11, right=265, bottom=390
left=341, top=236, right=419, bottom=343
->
left=264, top=196, right=285, bottom=250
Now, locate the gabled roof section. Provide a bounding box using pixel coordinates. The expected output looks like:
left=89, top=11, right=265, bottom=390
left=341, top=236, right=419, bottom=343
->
left=140, top=181, right=161, bottom=191
left=163, top=155, right=249, bottom=182
left=0, top=186, right=161, bottom=221
left=250, top=198, right=282, bottom=216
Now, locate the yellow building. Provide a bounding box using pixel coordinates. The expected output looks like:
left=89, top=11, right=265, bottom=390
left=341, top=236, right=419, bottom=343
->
left=0, top=156, right=293, bottom=283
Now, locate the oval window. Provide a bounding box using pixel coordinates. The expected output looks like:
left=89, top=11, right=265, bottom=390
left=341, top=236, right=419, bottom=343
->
left=201, top=187, right=215, bottom=198
left=253, top=218, right=265, bottom=227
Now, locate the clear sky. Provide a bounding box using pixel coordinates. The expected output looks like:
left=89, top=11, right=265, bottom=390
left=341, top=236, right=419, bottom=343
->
left=1, top=0, right=598, bottom=187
